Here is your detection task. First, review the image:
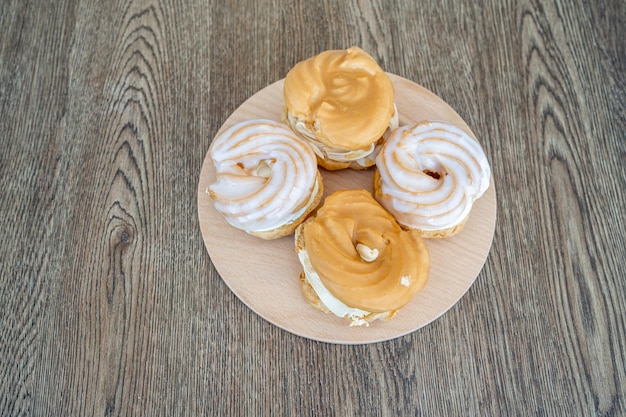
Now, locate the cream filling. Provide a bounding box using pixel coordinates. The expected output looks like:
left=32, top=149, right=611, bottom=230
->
left=286, top=104, right=399, bottom=166
left=247, top=178, right=320, bottom=233
left=296, top=237, right=371, bottom=327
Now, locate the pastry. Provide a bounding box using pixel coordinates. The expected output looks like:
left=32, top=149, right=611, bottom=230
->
left=295, top=189, right=430, bottom=326
left=374, top=121, right=491, bottom=238
left=207, top=119, right=323, bottom=239
left=283, top=46, right=398, bottom=170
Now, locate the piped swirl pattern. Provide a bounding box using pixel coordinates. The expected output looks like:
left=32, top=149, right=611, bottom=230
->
left=299, top=190, right=429, bottom=313
left=375, top=121, right=491, bottom=234
left=208, top=119, right=319, bottom=234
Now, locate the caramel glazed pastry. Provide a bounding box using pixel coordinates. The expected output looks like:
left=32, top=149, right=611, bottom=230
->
left=207, top=119, right=323, bottom=240
left=295, top=190, right=429, bottom=326
left=283, top=46, right=399, bottom=171
left=374, top=120, right=491, bottom=238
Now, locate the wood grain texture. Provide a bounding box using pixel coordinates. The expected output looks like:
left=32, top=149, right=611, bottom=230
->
left=1, top=0, right=624, bottom=415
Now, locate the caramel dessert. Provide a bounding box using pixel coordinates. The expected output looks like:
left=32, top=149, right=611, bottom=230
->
left=295, top=190, right=429, bottom=326
left=283, top=47, right=398, bottom=170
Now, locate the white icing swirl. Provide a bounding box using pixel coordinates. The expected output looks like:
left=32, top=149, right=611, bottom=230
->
left=375, top=121, right=491, bottom=231
left=208, top=119, right=318, bottom=233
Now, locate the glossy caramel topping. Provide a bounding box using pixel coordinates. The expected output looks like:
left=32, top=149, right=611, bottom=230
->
left=301, top=190, right=429, bottom=312
left=284, top=47, right=395, bottom=150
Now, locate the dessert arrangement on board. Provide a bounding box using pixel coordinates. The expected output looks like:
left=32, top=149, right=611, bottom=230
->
left=205, top=46, right=492, bottom=326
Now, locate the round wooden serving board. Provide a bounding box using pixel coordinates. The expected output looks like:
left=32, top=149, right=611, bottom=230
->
left=197, top=74, right=497, bottom=344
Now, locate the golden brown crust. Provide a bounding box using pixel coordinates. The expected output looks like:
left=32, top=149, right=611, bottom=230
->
left=248, top=171, right=324, bottom=240
left=315, top=156, right=351, bottom=171
left=298, top=272, right=332, bottom=314
left=316, top=156, right=375, bottom=171
left=373, top=169, right=469, bottom=238
left=298, top=272, right=397, bottom=324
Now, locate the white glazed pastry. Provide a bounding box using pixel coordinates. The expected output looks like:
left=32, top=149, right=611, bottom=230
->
left=374, top=121, right=491, bottom=238
left=295, top=190, right=429, bottom=326
left=207, top=119, right=323, bottom=239
left=283, top=47, right=398, bottom=170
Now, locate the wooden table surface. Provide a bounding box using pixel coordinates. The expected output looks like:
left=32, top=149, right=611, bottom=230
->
left=1, top=0, right=624, bottom=415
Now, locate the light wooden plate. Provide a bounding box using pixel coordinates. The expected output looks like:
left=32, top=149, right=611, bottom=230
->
left=197, top=74, right=497, bottom=344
